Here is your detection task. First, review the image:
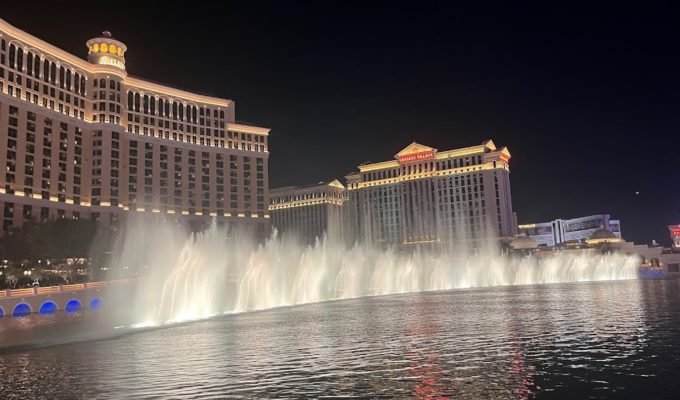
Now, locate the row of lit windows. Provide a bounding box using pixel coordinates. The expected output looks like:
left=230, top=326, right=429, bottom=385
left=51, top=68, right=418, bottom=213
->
left=126, top=91, right=227, bottom=125
left=123, top=121, right=268, bottom=149
left=1, top=39, right=87, bottom=96
left=1, top=201, right=269, bottom=233
left=271, top=190, right=345, bottom=204
left=1, top=68, right=85, bottom=106
left=125, top=124, right=267, bottom=151
left=1, top=78, right=86, bottom=120
left=361, top=155, right=486, bottom=182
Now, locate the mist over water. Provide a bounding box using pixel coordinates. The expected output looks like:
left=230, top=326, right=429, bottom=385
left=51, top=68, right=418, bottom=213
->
left=108, top=218, right=639, bottom=325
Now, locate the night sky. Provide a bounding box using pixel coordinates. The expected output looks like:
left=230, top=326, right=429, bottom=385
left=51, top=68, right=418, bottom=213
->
left=3, top=2, right=679, bottom=244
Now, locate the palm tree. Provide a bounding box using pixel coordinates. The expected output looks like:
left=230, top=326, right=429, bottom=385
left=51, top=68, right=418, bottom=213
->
left=6, top=273, right=18, bottom=289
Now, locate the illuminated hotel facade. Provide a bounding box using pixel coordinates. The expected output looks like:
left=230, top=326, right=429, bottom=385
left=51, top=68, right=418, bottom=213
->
left=0, top=19, right=270, bottom=236
left=345, top=140, right=515, bottom=247
left=269, top=180, right=346, bottom=244
left=518, top=214, right=622, bottom=247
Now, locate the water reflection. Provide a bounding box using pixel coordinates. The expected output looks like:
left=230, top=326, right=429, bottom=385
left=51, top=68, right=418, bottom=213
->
left=401, top=298, right=452, bottom=398
left=0, top=280, right=679, bottom=399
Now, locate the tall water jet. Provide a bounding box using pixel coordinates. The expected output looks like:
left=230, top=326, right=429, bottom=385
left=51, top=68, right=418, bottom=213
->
left=106, top=218, right=639, bottom=325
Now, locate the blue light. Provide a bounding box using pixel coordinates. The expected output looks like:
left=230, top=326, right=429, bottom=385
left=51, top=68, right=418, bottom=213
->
left=39, top=301, right=58, bottom=315
left=64, top=299, right=82, bottom=313
left=89, top=298, right=103, bottom=310
left=0, top=306, right=4, bottom=318
left=12, top=303, right=32, bottom=317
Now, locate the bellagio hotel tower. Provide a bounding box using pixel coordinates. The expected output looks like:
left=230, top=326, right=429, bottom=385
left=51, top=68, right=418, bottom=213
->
left=0, top=19, right=270, bottom=237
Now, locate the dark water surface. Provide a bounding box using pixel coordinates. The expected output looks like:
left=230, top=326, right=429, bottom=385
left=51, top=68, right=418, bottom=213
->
left=1, top=279, right=679, bottom=399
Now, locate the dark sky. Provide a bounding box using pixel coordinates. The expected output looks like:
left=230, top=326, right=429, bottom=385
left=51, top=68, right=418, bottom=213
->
left=3, top=2, right=679, bottom=244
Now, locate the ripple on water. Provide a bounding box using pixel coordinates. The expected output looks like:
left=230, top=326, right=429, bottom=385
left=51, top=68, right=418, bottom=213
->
left=0, top=280, right=679, bottom=399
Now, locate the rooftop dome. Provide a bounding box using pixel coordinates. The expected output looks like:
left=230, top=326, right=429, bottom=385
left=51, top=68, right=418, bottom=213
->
left=589, top=228, right=618, bottom=240
left=510, top=234, right=538, bottom=250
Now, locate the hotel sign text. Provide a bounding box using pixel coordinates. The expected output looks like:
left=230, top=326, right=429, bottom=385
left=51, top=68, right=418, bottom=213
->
left=398, top=150, right=434, bottom=163
left=669, top=225, right=680, bottom=237
left=98, top=56, right=126, bottom=70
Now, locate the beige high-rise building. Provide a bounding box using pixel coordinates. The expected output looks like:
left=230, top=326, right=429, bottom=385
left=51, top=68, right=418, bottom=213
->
left=0, top=19, right=270, bottom=237
left=269, top=180, right=346, bottom=244
left=345, top=140, right=515, bottom=248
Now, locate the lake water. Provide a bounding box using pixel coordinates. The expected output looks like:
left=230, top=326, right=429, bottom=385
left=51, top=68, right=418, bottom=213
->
left=0, top=278, right=678, bottom=399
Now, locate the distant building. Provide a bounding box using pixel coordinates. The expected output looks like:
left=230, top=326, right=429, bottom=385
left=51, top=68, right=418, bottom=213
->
left=269, top=180, right=346, bottom=244
left=668, top=225, right=680, bottom=250
left=345, top=140, right=515, bottom=248
left=518, top=214, right=622, bottom=247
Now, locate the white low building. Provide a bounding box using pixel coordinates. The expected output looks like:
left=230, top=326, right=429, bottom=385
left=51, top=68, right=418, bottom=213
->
left=518, top=214, right=622, bottom=247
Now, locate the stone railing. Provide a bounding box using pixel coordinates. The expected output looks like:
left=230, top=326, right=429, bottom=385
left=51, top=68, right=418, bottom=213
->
left=1, top=279, right=132, bottom=298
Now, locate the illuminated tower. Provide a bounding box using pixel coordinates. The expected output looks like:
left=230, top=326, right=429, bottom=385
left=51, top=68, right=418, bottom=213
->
left=84, top=32, right=128, bottom=212
left=86, top=31, right=127, bottom=71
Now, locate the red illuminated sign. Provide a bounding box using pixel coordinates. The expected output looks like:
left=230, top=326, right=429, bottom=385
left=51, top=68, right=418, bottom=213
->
left=398, top=151, right=434, bottom=163
left=669, top=225, right=680, bottom=237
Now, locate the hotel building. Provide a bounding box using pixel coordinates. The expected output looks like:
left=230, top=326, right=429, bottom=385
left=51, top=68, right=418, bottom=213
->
left=345, top=140, right=515, bottom=247
left=0, top=19, right=270, bottom=237
left=668, top=225, right=680, bottom=250
left=518, top=214, right=622, bottom=247
left=269, top=180, right=346, bottom=244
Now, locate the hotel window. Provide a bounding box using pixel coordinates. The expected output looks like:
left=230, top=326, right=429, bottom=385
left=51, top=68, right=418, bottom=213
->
left=8, top=44, right=16, bottom=68
left=59, top=66, right=65, bottom=88
left=26, top=52, right=34, bottom=76
left=49, top=62, right=56, bottom=83
left=41, top=59, right=48, bottom=82
left=157, top=98, right=165, bottom=117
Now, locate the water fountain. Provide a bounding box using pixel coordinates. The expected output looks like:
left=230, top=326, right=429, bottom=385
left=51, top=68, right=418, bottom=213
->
left=107, top=218, right=639, bottom=326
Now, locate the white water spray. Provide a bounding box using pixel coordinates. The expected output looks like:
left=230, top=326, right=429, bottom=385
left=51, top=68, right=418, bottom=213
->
left=108, top=219, right=639, bottom=325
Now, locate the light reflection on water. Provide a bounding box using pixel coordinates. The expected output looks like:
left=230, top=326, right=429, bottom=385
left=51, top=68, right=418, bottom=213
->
left=0, top=279, right=679, bottom=399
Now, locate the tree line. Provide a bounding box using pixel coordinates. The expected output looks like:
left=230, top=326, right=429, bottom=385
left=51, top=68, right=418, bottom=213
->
left=0, top=219, right=115, bottom=261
